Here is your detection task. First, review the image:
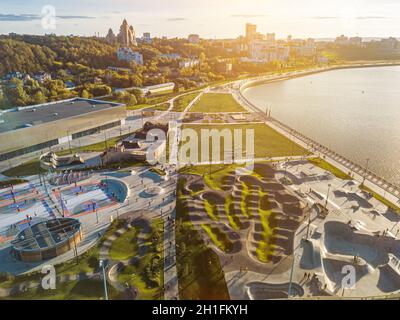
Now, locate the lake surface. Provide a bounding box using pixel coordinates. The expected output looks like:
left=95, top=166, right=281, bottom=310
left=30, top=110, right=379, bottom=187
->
left=243, top=66, right=400, bottom=187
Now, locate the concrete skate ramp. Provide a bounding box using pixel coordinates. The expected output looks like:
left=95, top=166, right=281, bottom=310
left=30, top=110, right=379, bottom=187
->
left=323, top=221, right=396, bottom=268
left=246, top=282, right=304, bottom=300
left=187, top=182, right=206, bottom=193
left=377, top=265, right=400, bottom=293
left=200, top=191, right=225, bottom=205
left=253, top=163, right=275, bottom=179
left=323, top=258, right=371, bottom=287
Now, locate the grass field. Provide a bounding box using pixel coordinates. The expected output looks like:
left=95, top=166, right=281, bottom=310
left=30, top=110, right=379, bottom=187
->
left=6, top=279, right=121, bottom=300
left=180, top=123, right=308, bottom=162
left=309, top=157, right=352, bottom=180
left=2, top=158, right=46, bottom=177
left=153, top=103, right=170, bottom=111
left=109, top=226, right=141, bottom=261
left=255, top=188, right=276, bottom=263
left=126, top=103, right=151, bottom=110
left=172, top=92, right=200, bottom=112
left=360, top=185, right=400, bottom=214
left=201, top=224, right=234, bottom=253
left=0, top=179, right=28, bottom=188
left=117, top=218, right=164, bottom=300
left=189, top=93, right=246, bottom=113
left=179, top=163, right=242, bottom=191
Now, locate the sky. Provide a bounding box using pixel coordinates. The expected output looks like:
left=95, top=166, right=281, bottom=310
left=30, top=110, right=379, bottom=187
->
left=0, top=0, right=400, bottom=39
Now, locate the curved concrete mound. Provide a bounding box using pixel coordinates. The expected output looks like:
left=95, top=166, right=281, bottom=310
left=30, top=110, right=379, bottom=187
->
left=245, top=281, right=304, bottom=300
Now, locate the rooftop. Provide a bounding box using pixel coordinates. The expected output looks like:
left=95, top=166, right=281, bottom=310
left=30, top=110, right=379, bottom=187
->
left=0, top=98, right=123, bottom=134
left=12, top=218, right=81, bottom=252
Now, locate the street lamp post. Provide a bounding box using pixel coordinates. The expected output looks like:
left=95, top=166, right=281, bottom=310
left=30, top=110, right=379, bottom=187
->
left=99, top=260, right=109, bottom=300
left=67, top=130, right=72, bottom=154
left=306, top=209, right=312, bottom=240
left=288, top=252, right=299, bottom=298
left=362, top=158, right=370, bottom=186
left=324, top=184, right=332, bottom=210
left=283, top=158, right=288, bottom=183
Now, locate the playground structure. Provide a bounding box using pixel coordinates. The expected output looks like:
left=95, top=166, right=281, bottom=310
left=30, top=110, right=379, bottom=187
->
left=11, top=217, right=82, bottom=262
left=48, top=170, right=92, bottom=186
left=40, top=152, right=84, bottom=170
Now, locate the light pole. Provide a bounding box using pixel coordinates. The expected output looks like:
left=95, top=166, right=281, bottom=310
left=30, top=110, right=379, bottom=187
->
left=67, top=130, right=72, bottom=153
left=288, top=252, right=299, bottom=298
left=324, top=183, right=332, bottom=210
left=362, top=158, right=370, bottom=186
left=306, top=208, right=313, bottom=240
left=99, top=260, right=109, bottom=300
left=283, top=158, right=288, bottom=183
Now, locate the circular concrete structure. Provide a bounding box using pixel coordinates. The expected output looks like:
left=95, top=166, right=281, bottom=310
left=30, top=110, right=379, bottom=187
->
left=11, top=218, right=82, bottom=263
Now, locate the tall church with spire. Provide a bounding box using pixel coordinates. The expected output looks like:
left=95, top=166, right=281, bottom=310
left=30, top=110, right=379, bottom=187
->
left=106, top=19, right=137, bottom=47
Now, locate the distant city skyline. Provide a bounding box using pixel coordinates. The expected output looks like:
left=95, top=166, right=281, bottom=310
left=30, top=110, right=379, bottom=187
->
left=1, top=0, right=400, bottom=39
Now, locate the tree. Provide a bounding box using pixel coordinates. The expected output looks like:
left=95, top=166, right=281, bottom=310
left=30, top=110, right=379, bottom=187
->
left=4, top=79, right=30, bottom=106
left=122, top=93, right=137, bottom=106
left=32, top=91, right=47, bottom=104
left=81, top=89, right=90, bottom=99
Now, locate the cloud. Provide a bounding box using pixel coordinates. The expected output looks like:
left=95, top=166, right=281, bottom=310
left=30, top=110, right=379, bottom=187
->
left=356, top=16, right=390, bottom=20
left=58, top=15, right=96, bottom=20
left=167, top=17, right=187, bottom=21
left=310, top=16, right=341, bottom=20
left=0, top=13, right=95, bottom=22
left=230, top=14, right=267, bottom=18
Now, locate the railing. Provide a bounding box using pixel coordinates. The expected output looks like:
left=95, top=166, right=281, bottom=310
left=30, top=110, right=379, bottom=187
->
left=268, top=116, right=400, bottom=198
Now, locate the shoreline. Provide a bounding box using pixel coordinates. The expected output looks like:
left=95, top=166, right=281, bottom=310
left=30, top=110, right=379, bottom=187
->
left=239, top=61, right=400, bottom=92
left=234, top=63, right=400, bottom=206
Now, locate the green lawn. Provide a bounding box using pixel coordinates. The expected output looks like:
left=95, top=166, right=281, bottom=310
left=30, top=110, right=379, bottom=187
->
left=255, top=188, right=277, bottom=263
left=149, top=167, right=167, bottom=176
left=201, top=224, right=233, bottom=253
left=2, top=159, right=46, bottom=177
left=126, top=103, right=151, bottom=110
left=57, top=133, right=132, bottom=156
left=117, top=218, right=164, bottom=300
left=175, top=178, right=230, bottom=300
left=153, top=103, right=170, bottom=111
left=172, top=92, right=200, bottom=112
left=189, top=93, right=246, bottom=113
left=0, top=179, right=28, bottom=188
left=180, top=123, right=308, bottom=162
left=360, top=185, right=400, bottom=214
left=309, top=157, right=352, bottom=180
left=179, top=163, right=242, bottom=191
left=109, top=227, right=141, bottom=261
left=6, top=279, right=121, bottom=300
left=204, top=199, right=219, bottom=221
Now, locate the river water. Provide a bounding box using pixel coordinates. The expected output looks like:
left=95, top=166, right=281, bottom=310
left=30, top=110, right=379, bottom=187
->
left=243, top=66, right=400, bottom=187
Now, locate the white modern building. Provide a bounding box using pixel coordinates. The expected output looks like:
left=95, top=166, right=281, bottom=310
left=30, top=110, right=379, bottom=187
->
left=142, top=32, right=152, bottom=44
left=179, top=58, right=200, bottom=68
left=188, top=34, right=200, bottom=44
left=249, top=41, right=290, bottom=63
left=116, top=47, right=144, bottom=65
